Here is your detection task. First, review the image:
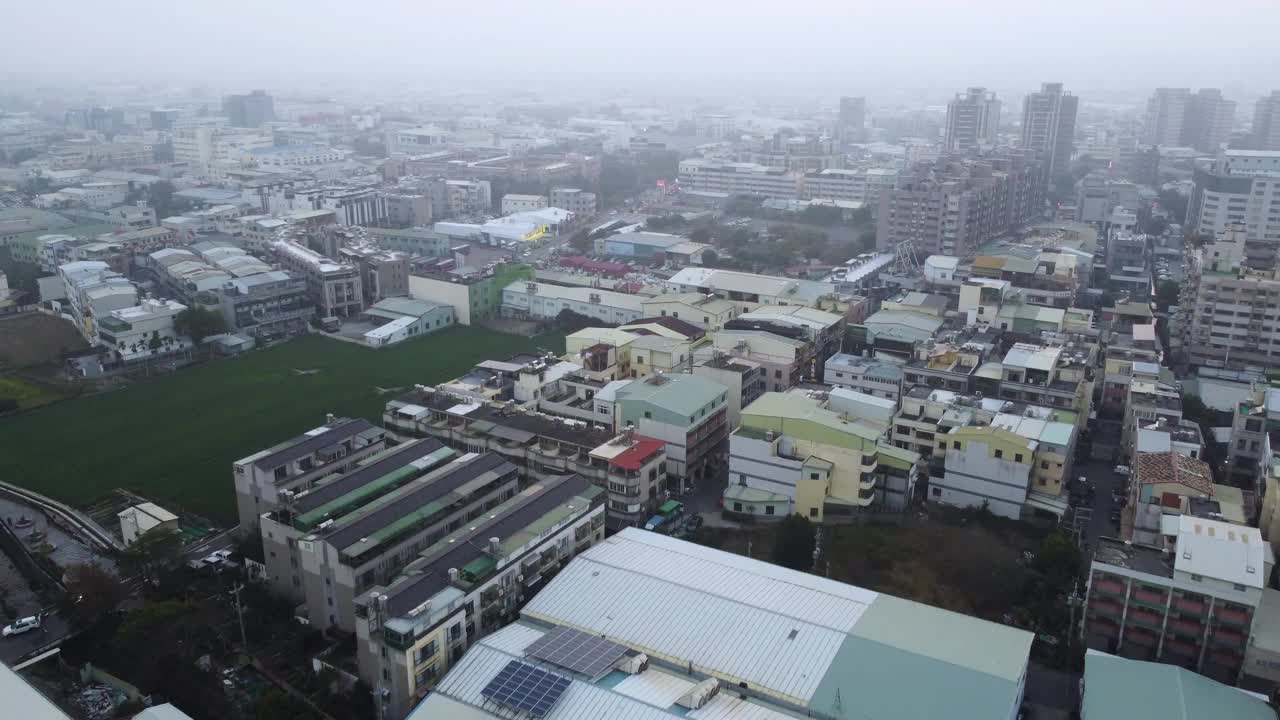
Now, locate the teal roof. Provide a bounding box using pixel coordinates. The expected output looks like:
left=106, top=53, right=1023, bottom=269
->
left=1082, top=651, right=1274, bottom=720
left=811, top=595, right=1033, bottom=720
left=616, top=374, right=727, bottom=416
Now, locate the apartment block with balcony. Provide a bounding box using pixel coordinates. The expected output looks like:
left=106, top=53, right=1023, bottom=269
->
left=1184, top=224, right=1280, bottom=370
left=824, top=354, right=905, bottom=404
left=1226, top=385, right=1280, bottom=493
left=726, top=392, right=920, bottom=520
left=353, top=473, right=605, bottom=720
left=270, top=239, right=364, bottom=318
left=1121, top=364, right=1183, bottom=453
left=587, top=431, right=669, bottom=529
left=1101, top=326, right=1161, bottom=413
left=1084, top=516, right=1270, bottom=684
left=982, top=340, right=1095, bottom=428
left=901, top=326, right=1003, bottom=394
left=931, top=425, right=1038, bottom=520
left=276, top=452, right=524, bottom=632
left=233, top=416, right=387, bottom=535
left=614, top=373, right=729, bottom=490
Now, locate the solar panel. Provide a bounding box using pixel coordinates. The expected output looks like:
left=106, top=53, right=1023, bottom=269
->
left=480, top=660, right=571, bottom=718
left=525, top=626, right=629, bottom=679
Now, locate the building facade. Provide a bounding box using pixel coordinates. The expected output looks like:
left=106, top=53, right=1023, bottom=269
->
left=944, top=87, right=1001, bottom=152
left=1021, top=82, right=1078, bottom=178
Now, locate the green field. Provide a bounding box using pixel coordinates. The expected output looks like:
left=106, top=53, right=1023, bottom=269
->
left=0, top=328, right=564, bottom=525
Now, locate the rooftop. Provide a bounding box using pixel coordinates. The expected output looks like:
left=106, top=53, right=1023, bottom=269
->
left=1081, top=651, right=1273, bottom=720
left=444, top=529, right=1036, bottom=720
left=1174, top=515, right=1266, bottom=589
left=240, top=417, right=377, bottom=471
left=742, top=392, right=882, bottom=442
left=615, top=373, right=727, bottom=418
left=1136, top=451, right=1213, bottom=496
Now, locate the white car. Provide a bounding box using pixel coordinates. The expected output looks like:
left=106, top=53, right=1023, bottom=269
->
left=203, top=553, right=226, bottom=567
left=3, top=615, right=41, bottom=637
left=1114, top=465, right=1131, bottom=477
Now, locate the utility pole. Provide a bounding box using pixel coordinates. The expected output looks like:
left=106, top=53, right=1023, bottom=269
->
left=231, top=584, right=248, bottom=650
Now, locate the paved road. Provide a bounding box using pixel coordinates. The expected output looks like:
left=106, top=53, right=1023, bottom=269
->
left=0, top=611, right=70, bottom=666
left=182, top=528, right=236, bottom=564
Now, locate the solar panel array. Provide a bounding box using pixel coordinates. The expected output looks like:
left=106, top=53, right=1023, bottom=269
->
left=525, top=626, right=628, bottom=679
left=480, top=660, right=571, bottom=718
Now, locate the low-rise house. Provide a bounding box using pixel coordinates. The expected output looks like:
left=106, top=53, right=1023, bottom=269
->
left=824, top=354, right=905, bottom=404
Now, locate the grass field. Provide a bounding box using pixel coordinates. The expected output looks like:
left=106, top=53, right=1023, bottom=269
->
left=0, top=327, right=564, bottom=525
left=0, top=375, right=63, bottom=410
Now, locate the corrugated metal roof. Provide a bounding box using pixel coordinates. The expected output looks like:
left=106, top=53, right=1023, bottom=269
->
left=1081, top=651, right=1274, bottom=720
left=521, top=530, right=874, bottom=705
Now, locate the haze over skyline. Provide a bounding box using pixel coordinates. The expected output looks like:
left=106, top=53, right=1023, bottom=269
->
left=3, top=0, right=1278, bottom=103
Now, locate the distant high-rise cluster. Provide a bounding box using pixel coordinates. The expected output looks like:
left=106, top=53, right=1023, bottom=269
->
left=944, top=87, right=1001, bottom=152
left=223, top=89, right=275, bottom=128
left=1020, top=82, right=1078, bottom=178
left=836, top=95, right=866, bottom=148
left=1253, top=90, right=1280, bottom=150
left=1142, top=87, right=1235, bottom=151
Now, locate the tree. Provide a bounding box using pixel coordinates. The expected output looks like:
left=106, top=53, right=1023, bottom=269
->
left=1155, top=280, right=1179, bottom=311
left=700, top=249, right=718, bottom=267
left=175, top=306, right=227, bottom=345
left=567, top=228, right=592, bottom=254
left=8, top=147, right=37, bottom=164
left=1181, top=393, right=1214, bottom=426
left=253, top=689, right=315, bottom=720
left=773, top=514, right=816, bottom=571
left=688, top=226, right=711, bottom=243
left=60, top=562, right=128, bottom=627
left=1157, top=188, right=1188, bottom=224
left=1146, top=216, right=1170, bottom=237
left=148, top=334, right=162, bottom=351
left=120, top=528, right=182, bottom=585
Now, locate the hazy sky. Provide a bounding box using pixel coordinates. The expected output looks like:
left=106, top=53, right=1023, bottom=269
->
left=4, top=0, right=1277, bottom=102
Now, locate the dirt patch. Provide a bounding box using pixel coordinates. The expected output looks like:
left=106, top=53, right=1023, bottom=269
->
left=0, top=313, right=88, bottom=368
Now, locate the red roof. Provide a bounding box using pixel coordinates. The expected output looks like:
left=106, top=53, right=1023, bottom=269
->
left=560, top=255, right=631, bottom=277
left=609, top=435, right=665, bottom=471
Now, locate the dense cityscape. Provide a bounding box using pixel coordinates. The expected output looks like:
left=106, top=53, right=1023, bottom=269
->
left=4, top=10, right=1280, bottom=719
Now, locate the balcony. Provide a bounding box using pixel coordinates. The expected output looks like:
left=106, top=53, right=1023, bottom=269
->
left=1125, top=626, right=1159, bottom=647
left=1163, top=640, right=1198, bottom=660
left=1173, top=598, right=1205, bottom=616
left=1091, top=598, right=1123, bottom=618
left=1216, top=608, right=1251, bottom=627
left=1094, top=580, right=1126, bottom=598
left=1127, top=610, right=1164, bottom=632
left=1130, top=589, right=1168, bottom=611
left=1212, top=628, right=1246, bottom=648
left=1169, top=620, right=1202, bottom=639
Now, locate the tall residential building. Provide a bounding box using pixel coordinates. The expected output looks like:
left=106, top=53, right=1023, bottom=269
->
left=1252, top=90, right=1280, bottom=151
left=837, top=95, right=866, bottom=147
left=1143, top=88, right=1191, bottom=146
left=1084, top=516, right=1269, bottom=684
left=944, top=87, right=1001, bottom=152
left=1184, top=89, right=1237, bottom=152
left=1183, top=224, right=1280, bottom=371
left=876, top=151, right=1046, bottom=256
left=223, top=89, right=275, bottom=128
left=1021, top=82, right=1078, bottom=178
left=1186, top=152, right=1280, bottom=262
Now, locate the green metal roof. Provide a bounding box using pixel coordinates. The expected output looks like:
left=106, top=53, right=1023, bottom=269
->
left=292, top=446, right=457, bottom=531
left=742, top=393, right=882, bottom=446
left=658, top=500, right=683, bottom=514
left=1081, top=651, right=1274, bottom=720
left=616, top=374, right=728, bottom=417
left=499, top=485, right=604, bottom=557
left=810, top=594, right=1034, bottom=720
left=462, top=555, right=496, bottom=580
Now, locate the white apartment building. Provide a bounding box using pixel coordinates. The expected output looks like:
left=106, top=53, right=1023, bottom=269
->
left=500, top=194, right=547, bottom=215
left=270, top=240, right=364, bottom=318
left=1188, top=150, right=1280, bottom=246
left=58, top=260, right=138, bottom=342
left=501, top=281, right=644, bottom=325
left=385, top=126, right=450, bottom=155
left=173, top=126, right=273, bottom=178
left=249, top=144, right=345, bottom=169
left=802, top=167, right=900, bottom=204
left=677, top=159, right=801, bottom=199
left=96, top=298, right=190, bottom=364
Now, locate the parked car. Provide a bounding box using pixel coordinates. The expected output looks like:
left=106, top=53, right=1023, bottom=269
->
left=1114, top=465, right=1131, bottom=477
left=3, top=615, right=41, bottom=637
left=203, top=553, right=226, bottom=567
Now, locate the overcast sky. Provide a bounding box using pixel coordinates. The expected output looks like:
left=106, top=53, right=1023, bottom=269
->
left=4, top=0, right=1277, bottom=102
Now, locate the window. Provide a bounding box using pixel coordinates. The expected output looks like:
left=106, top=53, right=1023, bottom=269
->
left=808, top=507, right=818, bottom=518
left=931, top=487, right=941, bottom=497
left=809, top=472, right=819, bottom=480
left=673, top=312, right=679, bottom=319
left=775, top=369, right=782, bottom=378
left=1235, top=583, right=1248, bottom=591
left=1038, top=478, right=1046, bottom=486
left=1191, top=574, right=1203, bottom=581
left=644, top=411, right=652, bottom=419
left=1041, top=461, right=1049, bottom=469
left=994, top=449, right=1004, bottom=459
left=765, top=505, right=775, bottom=515
left=953, top=441, right=961, bottom=450
left=1014, top=454, right=1023, bottom=463
left=733, top=502, right=742, bottom=512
